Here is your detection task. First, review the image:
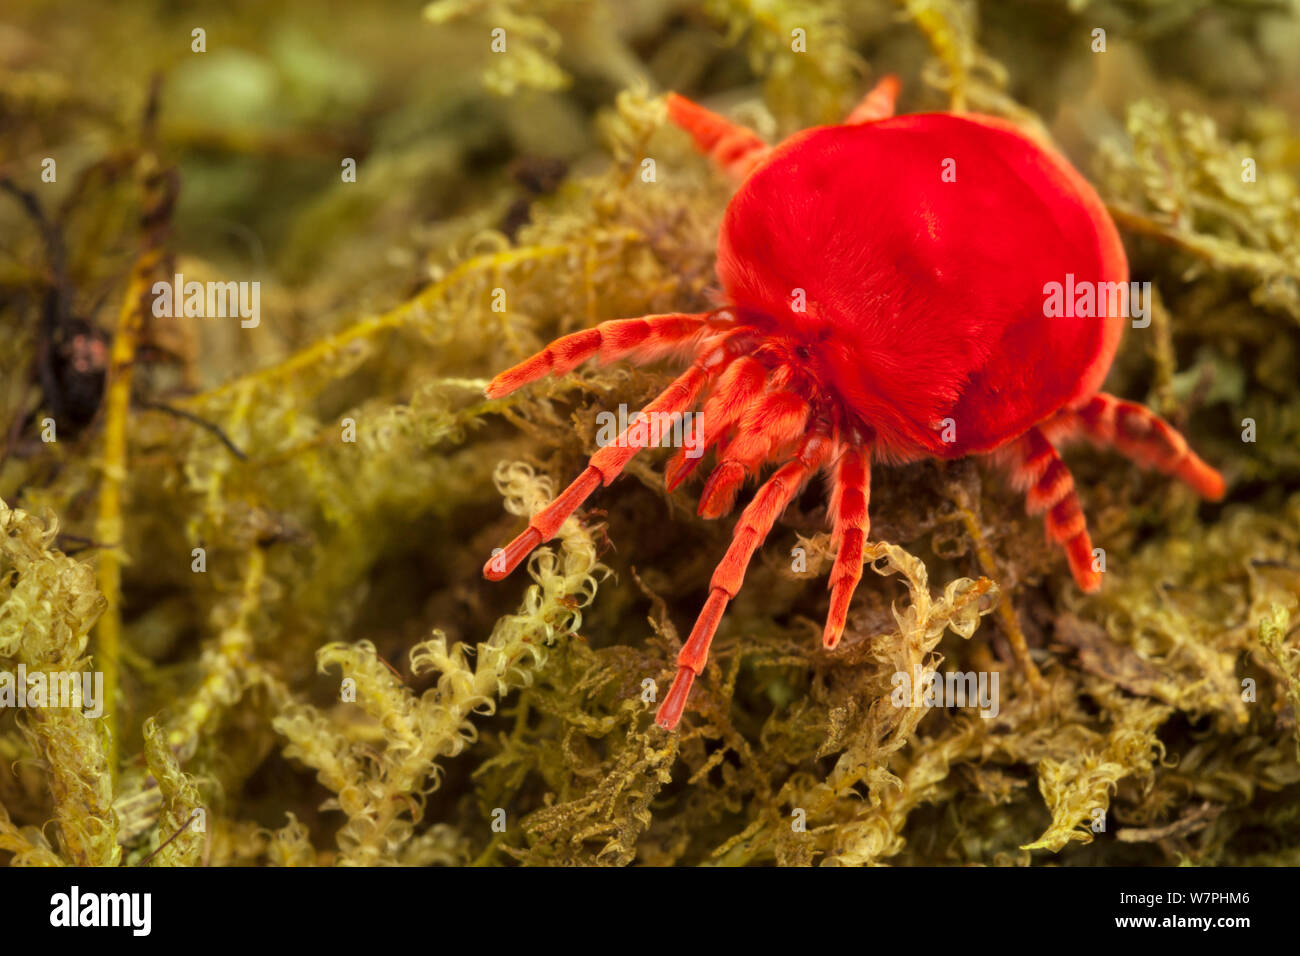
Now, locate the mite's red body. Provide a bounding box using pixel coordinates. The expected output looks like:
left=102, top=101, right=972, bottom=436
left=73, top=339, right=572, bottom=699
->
left=481, top=78, right=1225, bottom=730
left=719, top=112, right=1126, bottom=462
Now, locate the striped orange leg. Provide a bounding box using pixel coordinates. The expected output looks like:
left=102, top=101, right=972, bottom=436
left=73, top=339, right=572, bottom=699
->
left=1003, top=427, right=1100, bottom=592
left=668, top=74, right=898, bottom=180
left=483, top=332, right=747, bottom=581
left=1053, top=393, right=1226, bottom=501
left=664, top=355, right=768, bottom=492
left=697, top=388, right=811, bottom=518
left=845, top=74, right=901, bottom=125
left=824, top=442, right=871, bottom=649
left=665, top=94, right=771, bottom=180
left=656, top=427, right=833, bottom=730
left=486, top=312, right=724, bottom=399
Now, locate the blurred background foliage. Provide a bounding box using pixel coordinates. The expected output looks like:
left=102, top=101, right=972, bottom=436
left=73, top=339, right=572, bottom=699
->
left=0, top=0, right=1298, bottom=865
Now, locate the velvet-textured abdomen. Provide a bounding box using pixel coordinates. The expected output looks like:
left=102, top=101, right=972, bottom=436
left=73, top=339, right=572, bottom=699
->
left=716, top=113, right=1128, bottom=461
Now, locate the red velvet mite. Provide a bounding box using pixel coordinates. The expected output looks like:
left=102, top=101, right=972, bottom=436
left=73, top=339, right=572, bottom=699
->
left=481, top=77, right=1226, bottom=731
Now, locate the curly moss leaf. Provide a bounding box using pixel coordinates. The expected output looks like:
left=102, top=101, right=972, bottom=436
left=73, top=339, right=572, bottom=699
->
left=0, top=802, right=66, bottom=867
left=423, top=0, right=574, bottom=95
left=0, top=497, right=117, bottom=866
left=141, top=718, right=204, bottom=866
left=1257, top=604, right=1300, bottom=760
left=265, top=813, right=318, bottom=867
left=1098, top=100, right=1300, bottom=322
left=266, top=462, right=608, bottom=864
left=1022, top=692, right=1171, bottom=854
left=0, top=498, right=105, bottom=665
left=518, top=727, right=677, bottom=865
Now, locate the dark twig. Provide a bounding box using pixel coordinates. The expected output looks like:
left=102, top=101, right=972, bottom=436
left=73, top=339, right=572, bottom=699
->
left=137, top=809, right=200, bottom=867
left=136, top=399, right=248, bottom=460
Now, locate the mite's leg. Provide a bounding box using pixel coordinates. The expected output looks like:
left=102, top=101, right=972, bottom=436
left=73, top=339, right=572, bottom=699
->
left=845, top=75, right=901, bottom=125
left=656, top=429, right=832, bottom=730
left=1002, top=427, right=1100, bottom=592
left=665, top=94, right=771, bottom=180
left=486, top=312, right=713, bottom=399
left=483, top=335, right=745, bottom=581
left=664, top=355, right=768, bottom=491
left=1053, top=393, right=1226, bottom=501
left=824, top=442, right=871, bottom=649
left=697, top=388, right=812, bottom=518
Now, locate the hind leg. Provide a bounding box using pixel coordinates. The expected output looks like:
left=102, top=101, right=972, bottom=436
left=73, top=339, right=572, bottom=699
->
left=1049, top=393, right=1226, bottom=501
left=999, top=427, right=1100, bottom=592
left=845, top=75, right=901, bottom=124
